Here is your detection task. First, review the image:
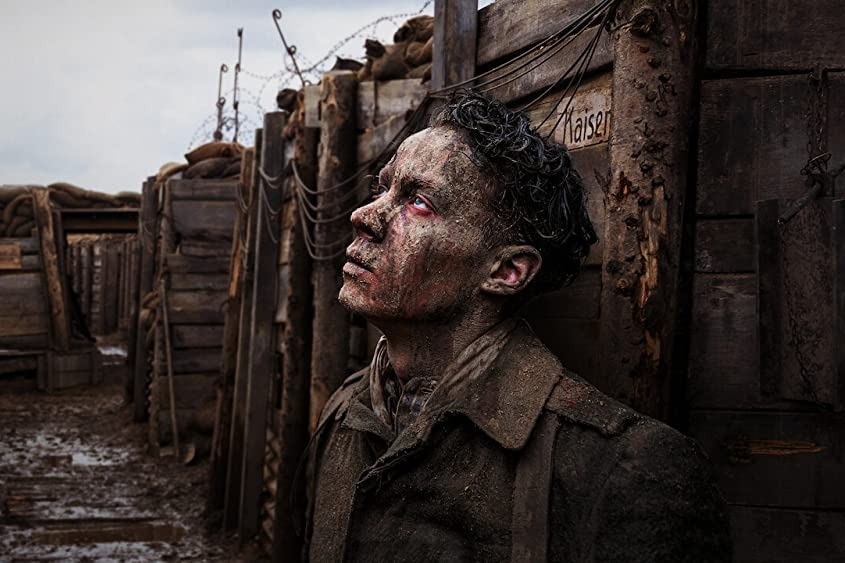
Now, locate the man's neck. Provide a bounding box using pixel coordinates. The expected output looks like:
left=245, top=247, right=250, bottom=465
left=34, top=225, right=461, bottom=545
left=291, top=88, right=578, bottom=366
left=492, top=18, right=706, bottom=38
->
left=375, top=309, right=503, bottom=384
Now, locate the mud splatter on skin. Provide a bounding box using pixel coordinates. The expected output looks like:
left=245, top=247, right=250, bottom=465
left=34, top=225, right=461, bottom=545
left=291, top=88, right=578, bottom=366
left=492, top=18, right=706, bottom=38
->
left=339, top=126, right=527, bottom=382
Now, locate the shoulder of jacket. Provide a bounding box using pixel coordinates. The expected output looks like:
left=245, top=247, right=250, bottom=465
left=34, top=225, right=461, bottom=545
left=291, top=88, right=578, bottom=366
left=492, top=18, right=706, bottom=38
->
left=315, top=368, right=368, bottom=431
left=543, top=369, right=642, bottom=437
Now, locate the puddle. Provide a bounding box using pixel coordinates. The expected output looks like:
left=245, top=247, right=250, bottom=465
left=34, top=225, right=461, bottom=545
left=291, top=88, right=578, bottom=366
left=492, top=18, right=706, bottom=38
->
left=98, top=346, right=128, bottom=357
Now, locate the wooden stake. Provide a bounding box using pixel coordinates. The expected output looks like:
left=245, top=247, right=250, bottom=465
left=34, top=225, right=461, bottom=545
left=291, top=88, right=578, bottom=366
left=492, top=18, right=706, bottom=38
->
left=134, top=178, right=157, bottom=422
left=598, top=0, right=698, bottom=420
left=432, top=0, right=478, bottom=90
left=159, top=277, right=180, bottom=456
left=32, top=188, right=71, bottom=352
left=309, top=70, right=358, bottom=433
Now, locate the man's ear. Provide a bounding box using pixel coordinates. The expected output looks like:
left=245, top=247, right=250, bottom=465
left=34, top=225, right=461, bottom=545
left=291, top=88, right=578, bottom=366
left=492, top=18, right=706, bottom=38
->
left=480, top=245, right=542, bottom=296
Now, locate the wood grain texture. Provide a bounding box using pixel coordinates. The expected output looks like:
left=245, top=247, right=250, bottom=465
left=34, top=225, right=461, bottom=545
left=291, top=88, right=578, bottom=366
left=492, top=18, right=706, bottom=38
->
left=696, top=76, right=845, bottom=215
left=172, top=200, right=236, bottom=242
left=169, top=179, right=237, bottom=201
left=32, top=188, right=70, bottom=351
left=521, top=267, right=601, bottom=320
left=689, top=410, right=845, bottom=509
left=705, top=0, right=845, bottom=71
left=695, top=218, right=755, bottom=273
left=357, top=79, right=428, bottom=128
left=432, top=0, right=478, bottom=89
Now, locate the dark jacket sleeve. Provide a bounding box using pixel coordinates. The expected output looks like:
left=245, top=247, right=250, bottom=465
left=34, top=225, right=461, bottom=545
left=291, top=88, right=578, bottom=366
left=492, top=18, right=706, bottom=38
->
left=589, top=419, right=732, bottom=563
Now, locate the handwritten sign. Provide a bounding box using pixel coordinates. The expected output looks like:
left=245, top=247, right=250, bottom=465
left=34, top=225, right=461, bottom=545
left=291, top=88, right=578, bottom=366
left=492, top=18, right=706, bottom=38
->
left=553, top=81, right=612, bottom=150
left=0, top=242, right=22, bottom=270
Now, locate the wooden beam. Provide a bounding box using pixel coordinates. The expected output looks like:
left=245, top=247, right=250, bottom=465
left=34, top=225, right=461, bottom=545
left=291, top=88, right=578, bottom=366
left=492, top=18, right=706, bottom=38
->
left=310, top=71, right=358, bottom=432
left=271, top=97, right=317, bottom=562
left=134, top=178, right=158, bottom=422
left=432, top=0, right=478, bottom=90
left=32, top=188, right=70, bottom=352
left=239, top=111, right=287, bottom=541
left=597, top=0, right=698, bottom=420
left=61, top=208, right=138, bottom=233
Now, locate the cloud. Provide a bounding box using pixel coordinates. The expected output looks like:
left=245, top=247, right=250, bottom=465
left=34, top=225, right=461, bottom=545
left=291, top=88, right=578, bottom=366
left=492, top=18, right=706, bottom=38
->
left=0, top=0, right=434, bottom=194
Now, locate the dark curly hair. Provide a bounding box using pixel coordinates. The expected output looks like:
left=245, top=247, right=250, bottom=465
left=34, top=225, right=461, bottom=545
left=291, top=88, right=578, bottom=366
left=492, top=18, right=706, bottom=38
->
left=433, top=89, right=598, bottom=294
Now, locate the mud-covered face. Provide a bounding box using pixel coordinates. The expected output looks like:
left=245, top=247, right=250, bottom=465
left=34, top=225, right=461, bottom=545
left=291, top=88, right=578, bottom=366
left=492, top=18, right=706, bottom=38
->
left=339, top=126, right=502, bottom=324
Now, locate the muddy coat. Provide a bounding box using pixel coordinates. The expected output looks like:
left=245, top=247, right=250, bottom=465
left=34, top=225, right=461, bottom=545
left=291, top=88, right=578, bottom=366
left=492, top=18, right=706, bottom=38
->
left=304, top=323, right=731, bottom=562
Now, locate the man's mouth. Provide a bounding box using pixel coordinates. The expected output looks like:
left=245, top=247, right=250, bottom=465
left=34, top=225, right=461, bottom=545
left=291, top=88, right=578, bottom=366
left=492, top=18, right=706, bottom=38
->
left=345, top=246, right=374, bottom=273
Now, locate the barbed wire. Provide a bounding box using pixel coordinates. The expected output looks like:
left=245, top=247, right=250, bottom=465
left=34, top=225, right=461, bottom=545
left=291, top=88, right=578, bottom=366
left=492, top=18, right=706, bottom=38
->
left=187, top=0, right=433, bottom=150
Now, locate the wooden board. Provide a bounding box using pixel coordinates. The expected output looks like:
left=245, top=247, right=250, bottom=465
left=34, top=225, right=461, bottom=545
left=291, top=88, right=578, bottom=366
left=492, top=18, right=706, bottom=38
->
left=705, top=0, right=845, bottom=71
left=488, top=30, right=612, bottom=106
left=168, top=179, right=237, bottom=201
left=171, top=325, right=225, bottom=349
left=0, top=236, right=39, bottom=254
left=157, top=347, right=222, bottom=375
left=357, top=79, right=427, bottom=128
left=687, top=274, right=762, bottom=410
left=695, top=218, right=755, bottom=273
left=520, top=266, right=600, bottom=320
left=157, top=372, right=218, bottom=409
left=569, top=143, right=607, bottom=265
left=0, top=272, right=49, bottom=315
left=180, top=240, right=232, bottom=258
left=730, top=506, right=845, bottom=563
left=477, top=0, right=595, bottom=65
left=169, top=273, right=229, bottom=292
left=166, top=290, right=227, bottom=324
left=0, top=242, right=22, bottom=269
left=689, top=410, right=845, bottom=509
left=0, top=314, right=49, bottom=338
left=167, top=254, right=229, bottom=274
left=696, top=76, right=845, bottom=215
left=171, top=200, right=236, bottom=241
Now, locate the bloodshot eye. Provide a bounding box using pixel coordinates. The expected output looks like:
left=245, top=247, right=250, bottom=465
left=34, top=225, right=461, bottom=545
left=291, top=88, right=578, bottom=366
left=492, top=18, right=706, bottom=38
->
left=411, top=196, right=428, bottom=209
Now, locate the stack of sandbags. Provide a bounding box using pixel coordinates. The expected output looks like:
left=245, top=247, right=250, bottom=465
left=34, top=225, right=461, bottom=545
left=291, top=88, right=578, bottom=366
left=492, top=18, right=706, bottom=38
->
left=157, top=141, right=244, bottom=183
left=358, top=15, right=434, bottom=82
left=0, top=186, right=36, bottom=237
left=48, top=182, right=140, bottom=209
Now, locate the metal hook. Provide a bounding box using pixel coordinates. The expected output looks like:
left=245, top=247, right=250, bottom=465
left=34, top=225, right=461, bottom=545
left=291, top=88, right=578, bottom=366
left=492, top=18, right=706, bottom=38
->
left=272, top=8, right=306, bottom=87
left=214, top=64, right=229, bottom=141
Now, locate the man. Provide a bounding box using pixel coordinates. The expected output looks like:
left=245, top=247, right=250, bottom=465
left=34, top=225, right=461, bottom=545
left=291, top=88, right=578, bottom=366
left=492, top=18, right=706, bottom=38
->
left=304, top=90, right=731, bottom=562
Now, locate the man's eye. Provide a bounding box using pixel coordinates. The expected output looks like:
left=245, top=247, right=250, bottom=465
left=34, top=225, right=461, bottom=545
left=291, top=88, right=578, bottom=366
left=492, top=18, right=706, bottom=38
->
left=411, top=196, right=429, bottom=209
left=371, top=184, right=389, bottom=199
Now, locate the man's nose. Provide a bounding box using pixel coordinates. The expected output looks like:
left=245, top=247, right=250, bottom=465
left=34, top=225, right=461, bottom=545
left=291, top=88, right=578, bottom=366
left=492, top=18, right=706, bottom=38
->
left=350, top=198, right=387, bottom=242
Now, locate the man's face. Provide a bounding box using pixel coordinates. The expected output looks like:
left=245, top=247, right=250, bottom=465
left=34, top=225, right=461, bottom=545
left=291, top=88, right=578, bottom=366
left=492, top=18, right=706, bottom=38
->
left=339, top=126, right=502, bottom=324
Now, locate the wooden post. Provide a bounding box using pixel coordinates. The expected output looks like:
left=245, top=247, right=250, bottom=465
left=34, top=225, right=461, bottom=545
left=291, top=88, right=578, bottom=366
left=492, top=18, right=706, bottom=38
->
left=134, top=178, right=157, bottom=422
left=160, top=278, right=180, bottom=455
left=598, top=0, right=698, bottom=420
left=271, top=98, right=317, bottom=562
left=431, top=0, right=478, bottom=90
left=81, top=241, right=92, bottom=321
left=309, top=70, right=358, bottom=432
left=32, top=188, right=71, bottom=352
left=224, top=130, right=263, bottom=529
left=238, top=111, right=287, bottom=540
left=210, top=147, right=255, bottom=511
left=105, top=241, right=120, bottom=333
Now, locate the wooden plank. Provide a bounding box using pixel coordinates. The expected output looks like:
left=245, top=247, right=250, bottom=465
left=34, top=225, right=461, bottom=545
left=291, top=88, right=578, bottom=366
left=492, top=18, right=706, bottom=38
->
left=104, top=242, right=120, bottom=333
left=179, top=240, right=231, bottom=258
left=0, top=355, right=38, bottom=375
left=432, top=0, right=478, bottom=90
left=488, top=30, right=612, bottom=105
left=166, top=290, right=227, bottom=324
left=169, top=272, right=229, bottom=291
left=570, top=143, right=606, bottom=266
left=758, top=198, right=837, bottom=406
left=171, top=324, right=225, bottom=349
left=239, top=111, right=287, bottom=539
left=52, top=350, right=94, bottom=372
left=171, top=200, right=236, bottom=241
left=696, top=76, right=842, bottom=216
left=0, top=314, right=49, bottom=338
left=521, top=266, right=600, bottom=319
left=477, top=0, right=594, bottom=66
left=32, top=188, right=70, bottom=351
left=0, top=236, right=38, bottom=254
left=90, top=242, right=106, bottom=335
left=705, top=0, right=845, bottom=71
left=167, top=254, right=230, bottom=273
left=134, top=179, right=157, bottom=421
left=0, top=241, right=22, bottom=269
left=158, top=372, right=218, bottom=409
left=157, top=347, right=222, bottom=375
left=689, top=410, right=845, bottom=509
left=0, top=334, right=49, bottom=349
left=168, top=179, right=237, bottom=201
left=695, top=218, right=755, bottom=273
left=357, top=79, right=428, bottom=128
left=730, top=506, right=845, bottom=563
left=357, top=114, right=410, bottom=164
left=835, top=198, right=845, bottom=410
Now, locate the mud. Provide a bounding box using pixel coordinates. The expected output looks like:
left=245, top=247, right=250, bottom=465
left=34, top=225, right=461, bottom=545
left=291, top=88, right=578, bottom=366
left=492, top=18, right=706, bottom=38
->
left=0, top=374, right=240, bottom=561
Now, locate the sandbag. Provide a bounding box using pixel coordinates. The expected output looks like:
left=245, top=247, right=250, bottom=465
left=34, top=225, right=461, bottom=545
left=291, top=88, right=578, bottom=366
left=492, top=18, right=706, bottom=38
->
left=184, top=142, right=243, bottom=166
left=12, top=219, right=35, bottom=237
left=49, top=182, right=117, bottom=206
left=184, top=157, right=232, bottom=179
left=6, top=215, right=30, bottom=236
left=115, top=191, right=142, bottom=207
left=368, top=40, right=411, bottom=82
left=221, top=157, right=242, bottom=178
left=157, top=162, right=189, bottom=182
left=407, top=63, right=432, bottom=81
left=405, top=37, right=433, bottom=67
left=0, top=186, right=33, bottom=204
left=2, top=194, right=32, bottom=225
left=394, top=15, right=434, bottom=43
left=49, top=189, right=88, bottom=209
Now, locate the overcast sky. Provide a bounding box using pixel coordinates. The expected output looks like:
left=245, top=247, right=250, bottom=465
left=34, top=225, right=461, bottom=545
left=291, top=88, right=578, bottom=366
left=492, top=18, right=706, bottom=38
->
left=0, top=0, right=481, bottom=194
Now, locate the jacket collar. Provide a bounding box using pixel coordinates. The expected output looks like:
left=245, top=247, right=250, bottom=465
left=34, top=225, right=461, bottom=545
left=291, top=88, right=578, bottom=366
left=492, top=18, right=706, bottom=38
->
left=342, top=319, right=563, bottom=452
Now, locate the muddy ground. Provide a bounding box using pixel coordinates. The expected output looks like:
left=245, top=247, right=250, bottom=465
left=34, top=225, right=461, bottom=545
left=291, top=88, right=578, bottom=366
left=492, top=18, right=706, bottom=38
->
left=0, top=366, right=246, bottom=561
